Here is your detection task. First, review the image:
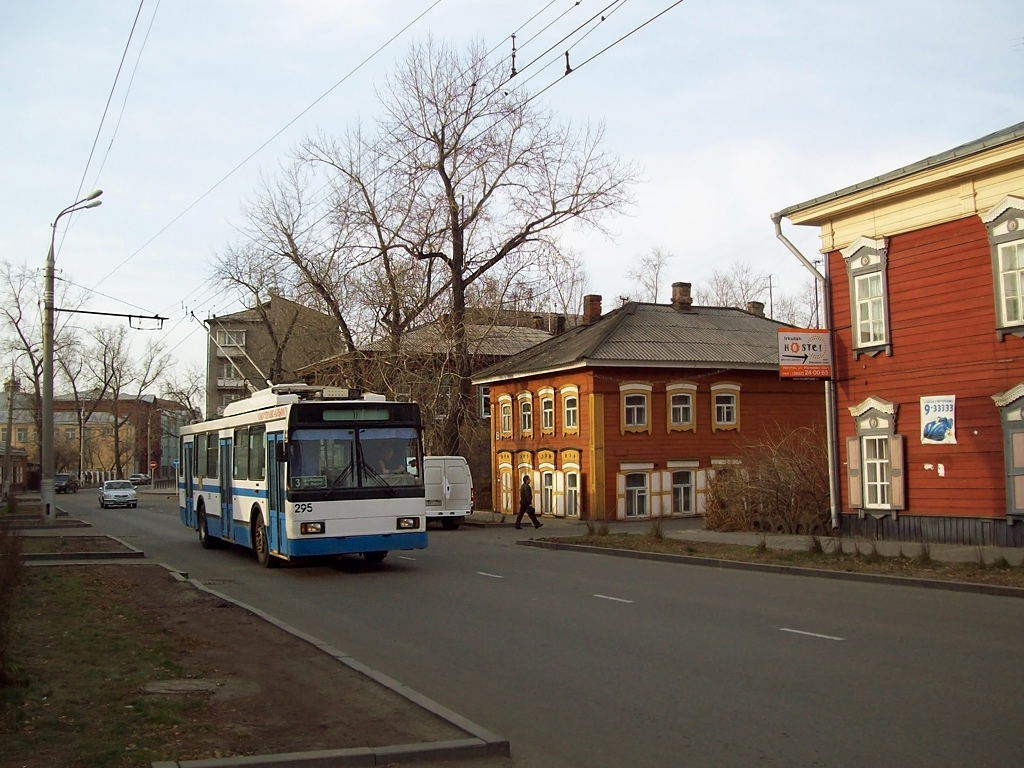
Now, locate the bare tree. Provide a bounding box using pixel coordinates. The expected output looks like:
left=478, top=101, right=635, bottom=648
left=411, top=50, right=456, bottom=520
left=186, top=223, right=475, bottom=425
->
left=627, top=247, right=674, bottom=303
left=695, top=261, right=770, bottom=308
left=0, top=261, right=84, bottom=468
left=369, top=37, right=637, bottom=454
left=161, top=363, right=206, bottom=420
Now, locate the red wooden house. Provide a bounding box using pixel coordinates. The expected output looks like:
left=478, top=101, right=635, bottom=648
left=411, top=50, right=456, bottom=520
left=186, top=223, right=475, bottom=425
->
left=472, top=286, right=825, bottom=520
left=776, top=121, right=1024, bottom=545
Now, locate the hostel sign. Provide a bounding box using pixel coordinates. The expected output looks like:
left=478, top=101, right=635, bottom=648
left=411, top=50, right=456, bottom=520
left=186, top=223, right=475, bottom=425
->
left=778, top=329, right=832, bottom=379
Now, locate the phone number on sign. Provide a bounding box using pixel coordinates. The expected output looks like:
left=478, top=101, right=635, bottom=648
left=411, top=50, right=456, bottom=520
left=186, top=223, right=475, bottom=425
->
left=923, top=401, right=953, bottom=415
left=781, top=366, right=831, bottom=378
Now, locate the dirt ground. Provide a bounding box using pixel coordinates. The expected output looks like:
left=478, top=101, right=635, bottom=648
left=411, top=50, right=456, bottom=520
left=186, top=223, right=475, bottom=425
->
left=32, top=562, right=476, bottom=763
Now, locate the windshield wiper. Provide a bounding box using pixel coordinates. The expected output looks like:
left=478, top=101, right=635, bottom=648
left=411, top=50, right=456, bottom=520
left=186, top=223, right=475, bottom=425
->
left=359, top=461, right=397, bottom=496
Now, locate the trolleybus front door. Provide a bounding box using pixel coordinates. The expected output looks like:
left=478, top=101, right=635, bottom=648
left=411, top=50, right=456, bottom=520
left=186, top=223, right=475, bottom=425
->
left=267, top=431, right=285, bottom=555
left=182, top=440, right=195, bottom=527
left=220, top=437, right=233, bottom=542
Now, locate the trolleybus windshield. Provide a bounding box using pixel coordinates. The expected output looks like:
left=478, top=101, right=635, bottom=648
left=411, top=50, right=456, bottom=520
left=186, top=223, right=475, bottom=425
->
left=288, top=426, right=421, bottom=490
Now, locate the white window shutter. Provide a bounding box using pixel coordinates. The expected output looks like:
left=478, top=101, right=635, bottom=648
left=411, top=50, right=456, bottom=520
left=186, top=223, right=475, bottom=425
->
left=889, top=434, right=905, bottom=510
left=846, top=436, right=863, bottom=508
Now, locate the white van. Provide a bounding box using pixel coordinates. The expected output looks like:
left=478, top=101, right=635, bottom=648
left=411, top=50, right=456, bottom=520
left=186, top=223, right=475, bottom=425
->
left=423, top=456, right=473, bottom=530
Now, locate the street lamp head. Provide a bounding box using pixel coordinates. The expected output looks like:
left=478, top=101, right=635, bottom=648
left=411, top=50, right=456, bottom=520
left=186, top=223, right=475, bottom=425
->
left=84, top=189, right=103, bottom=201
left=82, top=200, right=102, bottom=209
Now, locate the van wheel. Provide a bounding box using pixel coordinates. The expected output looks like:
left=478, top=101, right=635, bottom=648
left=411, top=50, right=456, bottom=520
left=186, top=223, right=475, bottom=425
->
left=441, top=520, right=460, bottom=530
left=363, top=551, right=387, bottom=564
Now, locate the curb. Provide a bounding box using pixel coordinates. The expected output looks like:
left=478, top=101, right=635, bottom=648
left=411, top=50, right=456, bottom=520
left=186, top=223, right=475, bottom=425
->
left=157, top=572, right=511, bottom=768
left=519, top=539, right=1024, bottom=599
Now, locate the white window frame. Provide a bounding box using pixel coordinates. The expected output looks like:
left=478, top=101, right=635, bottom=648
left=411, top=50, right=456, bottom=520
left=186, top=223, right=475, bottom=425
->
left=862, top=435, right=890, bottom=509
left=561, top=385, right=580, bottom=435
left=982, top=196, right=1024, bottom=337
left=842, top=236, right=891, bottom=356
left=846, top=396, right=905, bottom=518
left=565, top=471, right=580, bottom=517
left=667, top=382, right=697, bottom=433
left=619, top=383, right=652, bottom=435
left=624, top=472, right=648, bottom=517
left=672, top=470, right=694, bottom=514
left=710, top=383, right=740, bottom=432
left=478, top=385, right=491, bottom=419
left=539, top=387, right=555, bottom=434
left=215, top=329, right=246, bottom=347
left=498, top=395, right=513, bottom=437
left=518, top=392, right=533, bottom=437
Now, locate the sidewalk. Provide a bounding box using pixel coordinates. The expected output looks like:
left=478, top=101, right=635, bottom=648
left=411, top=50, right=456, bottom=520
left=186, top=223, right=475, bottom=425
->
left=466, top=510, right=1024, bottom=566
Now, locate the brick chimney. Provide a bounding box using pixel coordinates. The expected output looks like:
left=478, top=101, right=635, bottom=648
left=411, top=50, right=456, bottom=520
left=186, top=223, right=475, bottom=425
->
left=583, top=294, right=603, bottom=325
left=746, top=301, right=765, bottom=317
left=555, top=315, right=566, bottom=334
left=532, top=314, right=545, bottom=330
left=671, top=282, right=693, bottom=312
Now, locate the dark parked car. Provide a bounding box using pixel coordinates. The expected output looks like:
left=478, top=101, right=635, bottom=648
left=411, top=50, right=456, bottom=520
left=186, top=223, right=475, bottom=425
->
left=54, top=473, right=79, bottom=493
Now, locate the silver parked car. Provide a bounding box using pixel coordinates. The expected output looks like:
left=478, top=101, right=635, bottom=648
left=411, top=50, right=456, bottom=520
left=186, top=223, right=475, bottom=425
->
left=98, top=480, right=138, bottom=509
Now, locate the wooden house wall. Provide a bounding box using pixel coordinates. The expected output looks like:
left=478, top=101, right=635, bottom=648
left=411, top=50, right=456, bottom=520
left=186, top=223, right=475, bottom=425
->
left=830, top=214, right=1024, bottom=521
left=488, top=367, right=825, bottom=518
left=592, top=367, right=825, bottom=517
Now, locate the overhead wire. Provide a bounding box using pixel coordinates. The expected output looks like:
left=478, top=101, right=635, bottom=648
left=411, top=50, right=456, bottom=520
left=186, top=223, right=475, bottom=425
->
left=56, top=0, right=148, bottom=258
left=89, top=0, right=448, bottom=291
left=87, top=0, right=163, bottom=192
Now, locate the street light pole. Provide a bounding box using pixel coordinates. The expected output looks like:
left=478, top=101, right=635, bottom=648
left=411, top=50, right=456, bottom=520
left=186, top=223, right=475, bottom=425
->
left=41, top=190, right=103, bottom=522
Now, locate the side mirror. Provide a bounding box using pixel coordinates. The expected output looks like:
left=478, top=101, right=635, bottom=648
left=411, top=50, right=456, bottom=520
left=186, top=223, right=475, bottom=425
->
left=276, top=441, right=287, bottom=462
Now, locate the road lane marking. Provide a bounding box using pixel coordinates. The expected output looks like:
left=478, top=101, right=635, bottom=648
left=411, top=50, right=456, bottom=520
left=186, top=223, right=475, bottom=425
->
left=398, top=556, right=416, bottom=561
left=477, top=571, right=504, bottom=579
left=779, top=627, right=845, bottom=641
left=594, top=594, right=634, bottom=603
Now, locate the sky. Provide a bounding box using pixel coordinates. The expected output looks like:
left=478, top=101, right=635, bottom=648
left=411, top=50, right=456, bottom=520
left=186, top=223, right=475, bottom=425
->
left=1, top=0, right=1022, bottom=378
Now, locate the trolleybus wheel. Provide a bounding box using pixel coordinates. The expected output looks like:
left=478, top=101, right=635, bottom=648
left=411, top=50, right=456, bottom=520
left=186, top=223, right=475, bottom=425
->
left=362, top=551, right=387, bottom=564
left=253, top=514, right=276, bottom=568
left=198, top=507, right=218, bottom=550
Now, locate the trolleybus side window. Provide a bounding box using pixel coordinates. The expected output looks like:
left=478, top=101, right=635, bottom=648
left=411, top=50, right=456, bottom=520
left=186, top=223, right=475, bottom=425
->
left=196, top=434, right=208, bottom=478
left=249, top=424, right=266, bottom=480
left=233, top=428, right=249, bottom=480
left=206, top=433, right=219, bottom=478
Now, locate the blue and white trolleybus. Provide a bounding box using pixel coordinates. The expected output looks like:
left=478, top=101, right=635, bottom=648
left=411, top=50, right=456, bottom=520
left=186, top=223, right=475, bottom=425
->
left=178, top=385, right=427, bottom=566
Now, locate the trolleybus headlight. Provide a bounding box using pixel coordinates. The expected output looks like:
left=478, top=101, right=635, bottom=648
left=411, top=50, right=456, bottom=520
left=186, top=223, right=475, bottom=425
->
left=300, top=522, right=325, bottom=535
left=396, top=517, right=420, bottom=530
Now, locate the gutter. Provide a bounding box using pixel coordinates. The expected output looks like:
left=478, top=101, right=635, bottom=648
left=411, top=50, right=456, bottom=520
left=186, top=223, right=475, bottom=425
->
left=771, top=213, right=841, bottom=531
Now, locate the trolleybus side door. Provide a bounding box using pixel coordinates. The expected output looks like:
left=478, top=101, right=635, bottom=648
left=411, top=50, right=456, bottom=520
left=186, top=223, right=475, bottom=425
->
left=267, top=431, right=286, bottom=555
left=182, top=439, right=195, bottom=527
left=220, top=436, right=233, bottom=541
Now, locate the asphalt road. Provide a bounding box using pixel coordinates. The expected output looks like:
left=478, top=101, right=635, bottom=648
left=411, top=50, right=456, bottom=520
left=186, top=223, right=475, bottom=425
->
left=62, top=491, right=1024, bottom=768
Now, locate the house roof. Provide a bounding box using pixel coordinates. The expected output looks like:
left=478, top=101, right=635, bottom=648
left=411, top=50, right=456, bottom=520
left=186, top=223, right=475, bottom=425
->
left=776, top=121, right=1024, bottom=218
left=296, top=321, right=553, bottom=376
left=472, top=302, right=789, bottom=384
left=361, top=322, right=553, bottom=357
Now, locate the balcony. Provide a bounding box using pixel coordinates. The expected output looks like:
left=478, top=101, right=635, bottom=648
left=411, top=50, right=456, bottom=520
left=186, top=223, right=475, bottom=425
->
left=217, top=378, right=246, bottom=388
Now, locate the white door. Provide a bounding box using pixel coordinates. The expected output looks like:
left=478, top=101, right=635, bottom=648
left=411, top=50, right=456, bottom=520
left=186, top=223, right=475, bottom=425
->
left=443, top=459, right=473, bottom=514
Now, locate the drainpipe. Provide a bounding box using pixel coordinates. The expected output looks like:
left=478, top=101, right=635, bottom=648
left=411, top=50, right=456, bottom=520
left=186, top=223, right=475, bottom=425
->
left=771, top=213, right=841, bottom=531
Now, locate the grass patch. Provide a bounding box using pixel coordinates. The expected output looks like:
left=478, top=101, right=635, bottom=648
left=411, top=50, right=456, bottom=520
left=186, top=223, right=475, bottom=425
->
left=0, top=568, right=214, bottom=768
left=544, top=533, right=1024, bottom=588
left=19, top=536, right=130, bottom=555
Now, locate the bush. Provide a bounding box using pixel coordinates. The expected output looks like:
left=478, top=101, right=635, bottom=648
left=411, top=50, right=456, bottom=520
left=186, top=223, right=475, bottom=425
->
left=704, top=425, right=830, bottom=535
left=0, top=518, right=24, bottom=686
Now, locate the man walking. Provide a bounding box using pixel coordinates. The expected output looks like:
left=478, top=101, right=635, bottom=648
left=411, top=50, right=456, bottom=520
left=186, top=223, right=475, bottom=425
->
left=516, top=474, right=542, bottom=529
